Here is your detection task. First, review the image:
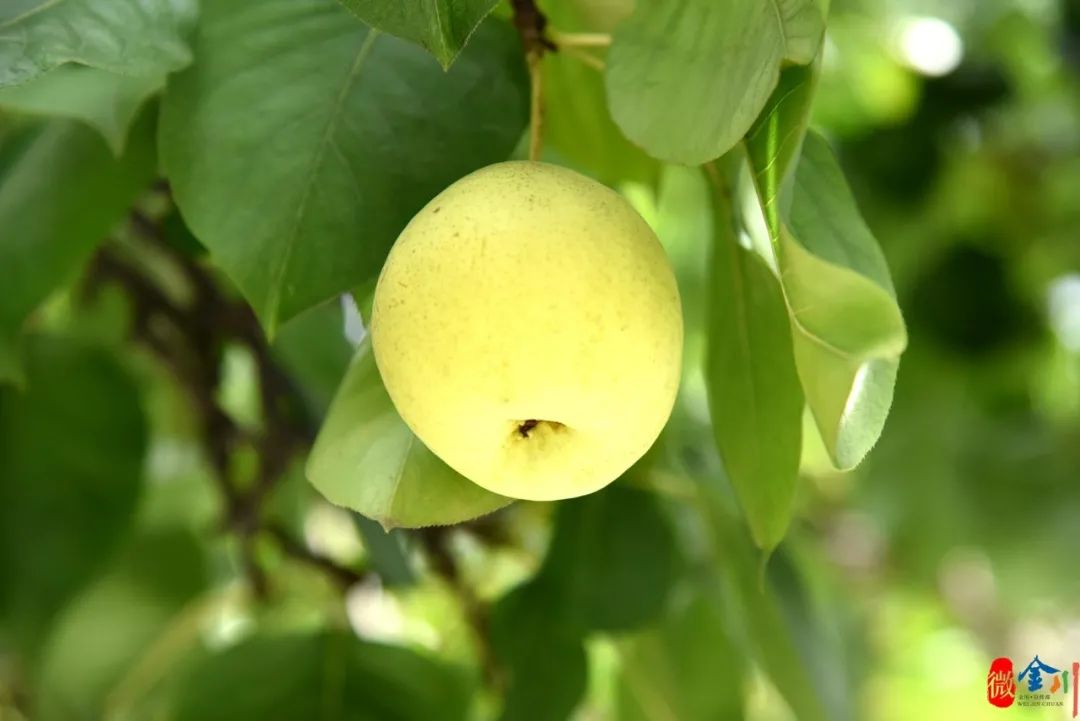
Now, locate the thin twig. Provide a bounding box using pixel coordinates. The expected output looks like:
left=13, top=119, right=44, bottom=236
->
left=527, top=53, right=544, bottom=161
left=560, top=45, right=605, bottom=72
left=549, top=30, right=611, bottom=48
left=86, top=204, right=341, bottom=600
left=265, top=523, right=368, bottom=589
left=510, top=0, right=554, bottom=162
left=419, top=528, right=501, bottom=687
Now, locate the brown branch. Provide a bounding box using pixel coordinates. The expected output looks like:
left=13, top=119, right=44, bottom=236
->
left=85, top=204, right=345, bottom=599
left=420, top=528, right=501, bottom=687
left=265, top=523, right=369, bottom=589
left=510, top=0, right=555, bottom=54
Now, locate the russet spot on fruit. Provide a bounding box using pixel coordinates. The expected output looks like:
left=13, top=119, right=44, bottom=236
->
left=371, top=161, right=683, bottom=501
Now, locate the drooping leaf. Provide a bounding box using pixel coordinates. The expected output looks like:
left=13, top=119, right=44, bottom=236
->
left=605, top=0, right=823, bottom=164
left=335, top=0, right=498, bottom=69
left=746, top=66, right=905, bottom=470
left=781, top=132, right=906, bottom=469
left=0, top=0, right=197, bottom=88
left=0, top=113, right=156, bottom=383
left=160, top=0, right=529, bottom=333
left=172, top=632, right=471, bottom=721
left=0, top=65, right=161, bottom=154
left=539, top=484, right=676, bottom=632
left=616, top=590, right=743, bottom=721
left=34, top=529, right=208, bottom=721
left=706, top=162, right=803, bottom=551
left=490, top=581, right=588, bottom=721
left=306, top=339, right=512, bottom=529
left=0, top=336, right=147, bottom=654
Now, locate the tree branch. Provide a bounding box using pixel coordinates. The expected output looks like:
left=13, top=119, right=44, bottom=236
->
left=85, top=204, right=358, bottom=599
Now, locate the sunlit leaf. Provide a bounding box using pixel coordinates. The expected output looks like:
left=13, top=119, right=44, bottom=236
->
left=336, top=0, right=498, bottom=68
left=780, top=132, right=906, bottom=469
left=747, top=71, right=905, bottom=470
left=745, top=62, right=820, bottom=241
left=160, top=0, right=528, bottom=333
left=306, top=339, right=511, bottom=529
left=606, top=0, right=823, bottom=164
left=0, top=0, right=196, bottom=87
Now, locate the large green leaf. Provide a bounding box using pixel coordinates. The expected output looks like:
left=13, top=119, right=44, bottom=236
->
left=172, top=632, right=470, bottom=721
left=745, top=64, right=904, bottom=469
left=160, top=0, right=529, bottom=333
left=0, top=336, right=147, bottom=654
left=490, top=581, right=588, bottom=721
left=782, top=133, right=905, bottom=469
left=0, top=0, right=196, bottom=88
left=616, top=591, right=743, bottom=721
left=306, top=339, right=511, bottom=529
left=605, top=0, right=823, bottom=164
left=336, top=0, right=498, bottom=69
left=539, top=484, right=676, bottom=632
left=0, top=65, right=161, bottom=154
left=34, top=529, right=208, bottom=721
left=0, top=114, right=156, bottom=383
left=706, top=162, right=802, bottom=551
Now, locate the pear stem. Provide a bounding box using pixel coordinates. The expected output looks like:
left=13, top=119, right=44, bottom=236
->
left=510, top=0, right=554, bottom=162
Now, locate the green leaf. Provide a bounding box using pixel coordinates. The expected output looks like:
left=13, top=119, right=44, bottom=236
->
left=306, top=339, right=511, bottom=529
left=0, top=0, right=197, bottom=88
left=616, top=590, right=743, bottom=721
left=0, top=65, right=161, bottom=154
left=709, top=506, right=828, bottom=721
left=0, top=113, right=155, bottom=384
left=336, top=0, right=498, bottom=69
left=539, top=484, right=676, bottom=632
left=780, top=132, right=906, bottom=469
left=540, top=0, right=656, bottom=186
left=354, top=515, right=415, bottom=587
left=272, top=298, right=354, bottom=416
left=173, top=631, right=471, bottom=721
left=490, top=581, right=588, bottom=721
left=745, top=62, right=819, bottom=242
left=706, top=163, right=803, bottom=551
left=0, top=336, right=147, bottom=654
left=160, top=0, right=529, bottom=333
left=34, top=529, right=208, bottom=721
left=605, top=0, right=823, bottom=164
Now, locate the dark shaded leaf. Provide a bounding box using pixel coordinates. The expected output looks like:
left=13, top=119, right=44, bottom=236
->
left=0, top=113, right=156, bottom=382
left=336, top=0, right=498, bottom=68
left=160, top=0, right=529, bottom=333
left=0, top=336, right=147, bottom=653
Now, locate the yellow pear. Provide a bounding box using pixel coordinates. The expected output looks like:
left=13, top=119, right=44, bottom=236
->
left=370, top=161, right=682, bottom=501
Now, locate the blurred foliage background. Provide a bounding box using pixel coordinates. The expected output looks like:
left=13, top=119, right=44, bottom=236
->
left=1, top=0, right=1079, bottom=719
